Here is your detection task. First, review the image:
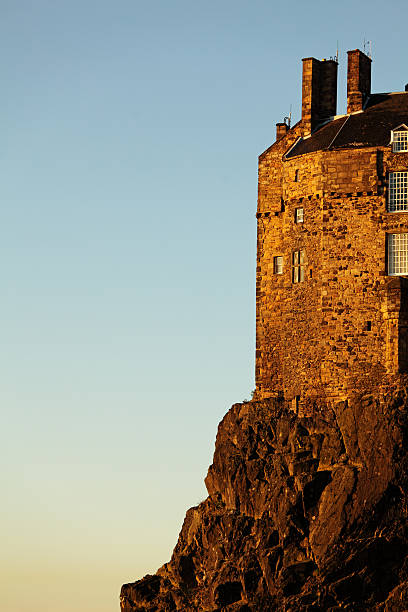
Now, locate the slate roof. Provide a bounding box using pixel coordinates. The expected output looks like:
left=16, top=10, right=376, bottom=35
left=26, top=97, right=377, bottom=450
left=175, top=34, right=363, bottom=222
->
left=286, top=92, right=408, bottom=158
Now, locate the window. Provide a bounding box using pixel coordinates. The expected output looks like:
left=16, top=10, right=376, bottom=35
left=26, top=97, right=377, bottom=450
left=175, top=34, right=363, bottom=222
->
left=295, top=207, right=304, bottom=223
left=291, top=395, right=300, bottom=412
left=391, top=126, right=408, bottom=152
left=273, top=256, right=283, bottom=274
left=388, top=172, right=408, bottom=211
left=388, top=233, right=408, bottom=275
left=294, top=169, right=299, bottom=182
left=292, top=249, right=305, bottom=283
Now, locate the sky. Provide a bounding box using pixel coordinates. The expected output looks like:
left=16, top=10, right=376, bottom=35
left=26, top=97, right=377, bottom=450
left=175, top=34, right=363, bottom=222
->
left=1, top=1, right=408, bottom=611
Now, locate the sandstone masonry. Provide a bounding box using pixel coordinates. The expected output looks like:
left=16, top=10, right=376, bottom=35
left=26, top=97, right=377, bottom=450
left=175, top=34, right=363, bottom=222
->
left=255, top=49, right=408, bottom=407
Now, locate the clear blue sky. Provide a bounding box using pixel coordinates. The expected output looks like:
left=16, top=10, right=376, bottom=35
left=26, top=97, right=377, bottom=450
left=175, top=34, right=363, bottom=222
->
left=1, top=1, right=407, bottom=610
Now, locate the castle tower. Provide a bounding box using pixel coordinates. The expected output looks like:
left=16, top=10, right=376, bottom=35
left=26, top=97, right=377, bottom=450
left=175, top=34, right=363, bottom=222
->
left=256, top=49, right=408, bottom=405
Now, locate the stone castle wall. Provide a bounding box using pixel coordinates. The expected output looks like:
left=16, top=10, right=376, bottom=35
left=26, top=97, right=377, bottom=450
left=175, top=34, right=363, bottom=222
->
left=256, top=141, right=408, bottom=404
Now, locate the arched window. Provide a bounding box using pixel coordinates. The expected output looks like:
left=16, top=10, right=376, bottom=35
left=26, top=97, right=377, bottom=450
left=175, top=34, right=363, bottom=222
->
left=391, top=124, right=408, bottom=152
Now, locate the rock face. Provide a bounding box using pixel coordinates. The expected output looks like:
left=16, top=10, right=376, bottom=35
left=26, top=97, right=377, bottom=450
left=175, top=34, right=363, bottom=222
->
left=121, top=48, right=408, bottom=610
left=120, top=386, right=408, bottom=611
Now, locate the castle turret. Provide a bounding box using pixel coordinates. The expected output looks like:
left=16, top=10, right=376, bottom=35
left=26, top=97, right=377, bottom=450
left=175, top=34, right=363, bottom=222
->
left=256, top=48, right=408, bottom=404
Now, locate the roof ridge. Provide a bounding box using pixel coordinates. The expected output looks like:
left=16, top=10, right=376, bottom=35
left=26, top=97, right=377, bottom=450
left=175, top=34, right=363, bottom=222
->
left=327, top=115, right=350, bottom=150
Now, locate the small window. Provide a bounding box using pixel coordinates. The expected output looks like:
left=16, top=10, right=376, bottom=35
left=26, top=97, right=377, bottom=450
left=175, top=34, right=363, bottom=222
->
left=295, top=207, right=304, bottom=223
left=388, top=172, right=408, bottom=212
left=388, top=233, right=408, bottom=275
left=291, top=395, right=300, bottom=412
left=292, top=249, right=305, bottom=283
left=273, top=256, right=283, bottom=274
left=294, top=169, right=299, bottom=182
left=392, top=126, right=408, bottom=152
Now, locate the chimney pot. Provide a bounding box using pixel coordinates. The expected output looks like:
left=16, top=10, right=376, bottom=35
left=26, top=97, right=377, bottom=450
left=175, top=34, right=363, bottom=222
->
left=405, top=84, right=408, bottom=92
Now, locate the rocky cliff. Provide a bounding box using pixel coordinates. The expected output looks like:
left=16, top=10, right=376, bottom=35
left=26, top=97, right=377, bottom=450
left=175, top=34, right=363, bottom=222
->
left=121, top=384, right=408, bottom=611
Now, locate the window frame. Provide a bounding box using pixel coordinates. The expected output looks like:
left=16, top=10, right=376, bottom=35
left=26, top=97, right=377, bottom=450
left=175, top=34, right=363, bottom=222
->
left=273, top=255, right=283, bottom=275
left=391, top=124, right=408, bottom=153
left=292, top=249, right=305, bottom=283
left=388, top=233, right=408, bottom=276
left=388, top=171, right=408, bottom=212
left=295, top=207, right=304, bottom=223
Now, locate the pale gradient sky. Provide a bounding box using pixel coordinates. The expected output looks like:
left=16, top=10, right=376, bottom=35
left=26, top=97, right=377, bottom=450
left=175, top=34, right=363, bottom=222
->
left=2, top=1, right=408, bottom=611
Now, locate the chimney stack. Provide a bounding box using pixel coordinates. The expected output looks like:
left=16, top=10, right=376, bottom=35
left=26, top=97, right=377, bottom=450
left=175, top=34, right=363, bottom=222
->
left=301, top=57, right=338, bottom=135
left=347, top=49, right=371, bottom=113
left=276, top=122, right=288, bottom=141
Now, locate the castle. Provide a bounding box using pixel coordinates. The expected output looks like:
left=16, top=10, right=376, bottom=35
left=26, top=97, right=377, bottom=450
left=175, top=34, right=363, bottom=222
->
left=255, top=49, right=408, bottom=407
left=121, top=49, right=408, bottom=612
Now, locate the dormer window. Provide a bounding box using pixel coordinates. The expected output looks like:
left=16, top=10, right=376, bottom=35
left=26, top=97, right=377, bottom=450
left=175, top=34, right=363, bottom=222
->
left=391, top=125, right=408, bottom=152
